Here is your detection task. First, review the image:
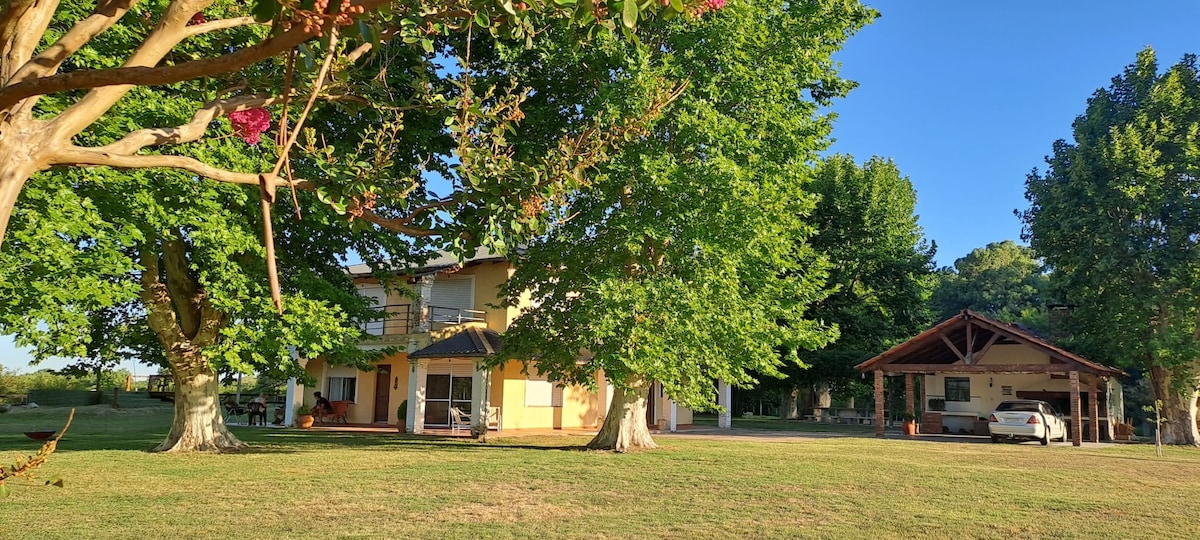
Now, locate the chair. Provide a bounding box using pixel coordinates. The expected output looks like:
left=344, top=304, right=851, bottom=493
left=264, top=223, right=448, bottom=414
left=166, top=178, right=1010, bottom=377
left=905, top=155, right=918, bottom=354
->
left=247, top=402, right=267, bottom=426
left=329, top=400, right=350, bottom=424
left=223, top=402, right=246, bottom=425
left=450, top=407, right=472, bottom=434
left=487, top=406, right=502, bottom=433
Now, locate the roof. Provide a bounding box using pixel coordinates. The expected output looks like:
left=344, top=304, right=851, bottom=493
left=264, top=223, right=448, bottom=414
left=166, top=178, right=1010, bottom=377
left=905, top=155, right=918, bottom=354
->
left=346, top=247, right=507, bottom=279
left=408, top=327, right=502, bottom=359
left=854, top=310, right=1125, bottom=377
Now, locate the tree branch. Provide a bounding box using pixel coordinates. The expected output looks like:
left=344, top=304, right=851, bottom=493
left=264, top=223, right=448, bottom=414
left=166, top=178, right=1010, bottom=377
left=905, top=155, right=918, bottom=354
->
left=183, top=15, right=258, bottom=38
left=356, top=208, right=444, bottom=237
left=162, top=233, right=203, bottom=339
left=1, top=0, right=391, bottom=115
left=93, top=93, right=284, bottom=155
left=0, top=0, right=61, bottom=84
left=51, top=146, right=270, bottom=186
left=8, top=0, right=139, bottom=87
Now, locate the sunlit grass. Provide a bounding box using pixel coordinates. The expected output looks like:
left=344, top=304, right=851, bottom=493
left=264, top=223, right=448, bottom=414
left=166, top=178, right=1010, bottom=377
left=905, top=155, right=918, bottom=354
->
left=2, top=405, right=1198, bottom=539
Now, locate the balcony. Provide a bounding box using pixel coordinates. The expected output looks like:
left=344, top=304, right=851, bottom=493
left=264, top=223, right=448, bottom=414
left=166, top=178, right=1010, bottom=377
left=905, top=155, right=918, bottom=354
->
left=359, top=304, right=488, bottom=339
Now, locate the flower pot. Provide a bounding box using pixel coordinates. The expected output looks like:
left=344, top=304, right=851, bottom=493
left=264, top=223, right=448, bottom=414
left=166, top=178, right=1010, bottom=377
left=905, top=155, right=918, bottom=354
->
left=396, top=420, right=406, bottom=434
left=296, top=414, right=315, bottom=429
left=902, top=420, right=918, bottom=436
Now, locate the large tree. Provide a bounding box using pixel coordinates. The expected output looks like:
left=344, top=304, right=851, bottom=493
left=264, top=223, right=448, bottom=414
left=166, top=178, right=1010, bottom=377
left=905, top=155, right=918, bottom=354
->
left=930, top=240, right=1050, bottom=328
left=0, top=0, right=713, bottom=452
left=776, top=154, right=936, bottom=416
left=1021, top=49, right=1200, bottom=446
left=0, top=0, right=708, bottom=252
left=491, top=0, right=873, bottom=451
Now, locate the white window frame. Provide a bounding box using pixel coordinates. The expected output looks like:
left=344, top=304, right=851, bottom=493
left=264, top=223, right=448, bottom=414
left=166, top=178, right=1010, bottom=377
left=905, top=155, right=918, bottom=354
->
left=324, top=366, right=360, bottom=403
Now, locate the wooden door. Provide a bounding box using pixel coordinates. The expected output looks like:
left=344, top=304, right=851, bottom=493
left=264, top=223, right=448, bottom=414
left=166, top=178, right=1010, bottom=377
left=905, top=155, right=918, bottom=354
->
left=374, top=364, right=391, bottom=423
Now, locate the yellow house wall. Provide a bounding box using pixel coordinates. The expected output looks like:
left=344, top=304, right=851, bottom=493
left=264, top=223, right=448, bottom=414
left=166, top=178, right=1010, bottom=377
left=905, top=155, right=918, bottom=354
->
left=453, top=261, right=512, bottom=331
left=494, top=360, right=602, bottom=430
left=923, top=344, right=1076, bottom=421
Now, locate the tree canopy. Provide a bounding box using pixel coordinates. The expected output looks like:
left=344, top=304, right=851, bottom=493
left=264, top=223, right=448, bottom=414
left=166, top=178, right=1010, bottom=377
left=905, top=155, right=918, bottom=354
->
left=930, top=240, right=1050, bottom=328
left=1021, top=48, right=1200, bottom=445
left=491, top=0, right=874, bottom=451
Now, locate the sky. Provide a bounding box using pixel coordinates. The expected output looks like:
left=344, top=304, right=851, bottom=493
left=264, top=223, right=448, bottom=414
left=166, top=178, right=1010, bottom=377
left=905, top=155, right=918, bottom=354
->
left=2, top=1, right=1198, bottom=374
left=826, top=0, right=1199, bottom=267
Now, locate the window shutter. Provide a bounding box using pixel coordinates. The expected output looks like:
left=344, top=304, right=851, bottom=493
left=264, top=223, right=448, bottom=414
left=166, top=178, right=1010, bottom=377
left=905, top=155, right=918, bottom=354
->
left=431, top=277, right=474, bottom=310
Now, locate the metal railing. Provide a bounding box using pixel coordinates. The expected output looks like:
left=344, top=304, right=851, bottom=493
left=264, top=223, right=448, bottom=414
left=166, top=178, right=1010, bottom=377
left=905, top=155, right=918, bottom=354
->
left=359, top=304, right=487, bottom=336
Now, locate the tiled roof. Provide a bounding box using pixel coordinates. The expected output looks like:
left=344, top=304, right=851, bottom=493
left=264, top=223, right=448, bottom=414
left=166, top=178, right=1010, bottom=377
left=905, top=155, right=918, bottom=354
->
left=409, top=327, right=502, bottom=359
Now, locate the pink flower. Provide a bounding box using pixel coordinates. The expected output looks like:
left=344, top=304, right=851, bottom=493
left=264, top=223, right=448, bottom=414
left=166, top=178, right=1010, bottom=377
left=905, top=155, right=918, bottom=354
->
left=228, top=108, right=272, bottom=145
left=705, top=0, right=725, bottom=9
left=189, top=13, right=207, bottom=25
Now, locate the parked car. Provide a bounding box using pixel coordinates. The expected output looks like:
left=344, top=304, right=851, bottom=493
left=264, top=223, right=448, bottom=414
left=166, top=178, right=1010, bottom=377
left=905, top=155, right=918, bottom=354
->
left=988, top=400, right=1068, bottom=445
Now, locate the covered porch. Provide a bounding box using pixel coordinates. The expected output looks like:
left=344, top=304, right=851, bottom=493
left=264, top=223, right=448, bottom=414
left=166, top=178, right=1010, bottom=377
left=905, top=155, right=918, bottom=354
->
left=405, top=326, right=503, bottom=436
left=855, top=310, right=1125, bottom=446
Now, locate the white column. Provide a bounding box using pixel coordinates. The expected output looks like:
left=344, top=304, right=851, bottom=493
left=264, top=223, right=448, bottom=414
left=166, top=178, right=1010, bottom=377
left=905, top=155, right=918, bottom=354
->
left=285, top=347, right=305, bottom=427
left=413, top=275, right=434, bottom=333
left=717, top=379, right=732, bottom=429
left=470, top=361, right=491, bottom=436
left=408, top=359, right=428, bottom=433
left=669, top=400, right=678, bottom=432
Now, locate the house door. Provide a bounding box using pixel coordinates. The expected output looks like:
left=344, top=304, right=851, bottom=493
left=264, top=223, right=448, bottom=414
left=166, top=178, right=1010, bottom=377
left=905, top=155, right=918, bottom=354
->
left=424, top=361, right=474, bottom=426
left=374, top=365, right=391, bottom=423
left=644, top=383, right=657, bottom=427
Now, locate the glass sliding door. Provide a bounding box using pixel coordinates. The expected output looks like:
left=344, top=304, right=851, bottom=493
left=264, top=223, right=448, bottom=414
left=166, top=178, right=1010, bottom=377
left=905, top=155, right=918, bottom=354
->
left=423, top=360, right=475, bottom=427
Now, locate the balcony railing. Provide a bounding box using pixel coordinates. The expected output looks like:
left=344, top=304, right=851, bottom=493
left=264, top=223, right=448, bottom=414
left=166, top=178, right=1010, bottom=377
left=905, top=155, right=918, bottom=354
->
left=359, top=304, right=487, bottom=336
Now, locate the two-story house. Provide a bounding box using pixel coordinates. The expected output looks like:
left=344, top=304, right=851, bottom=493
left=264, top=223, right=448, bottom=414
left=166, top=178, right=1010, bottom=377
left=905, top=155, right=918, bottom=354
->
left=294, top=249, right=694, bottom=434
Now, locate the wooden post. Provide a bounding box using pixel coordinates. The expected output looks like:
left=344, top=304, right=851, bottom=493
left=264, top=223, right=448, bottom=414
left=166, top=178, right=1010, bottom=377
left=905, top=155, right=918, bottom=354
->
left=919, top=374, right=927, bottom=413
left=1069, top=371, right=1082, bottom=447
left=874, top=370, right=885, bottom=437
left=904, top=373, right=914, bottom=415
left=1088, top=375, right=1100, bottom=443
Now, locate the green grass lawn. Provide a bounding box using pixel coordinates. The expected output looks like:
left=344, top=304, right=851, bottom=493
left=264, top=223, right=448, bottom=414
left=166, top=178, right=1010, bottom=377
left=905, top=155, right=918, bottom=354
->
left=2, top=405, right=1199, bottom=539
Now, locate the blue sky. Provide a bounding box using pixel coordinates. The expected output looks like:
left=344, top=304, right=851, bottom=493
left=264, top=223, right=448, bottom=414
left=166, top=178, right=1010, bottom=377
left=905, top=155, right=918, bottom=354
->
left=826, top=0, right=1199, bottom=268
left=3, top=1, right=1197, bottom=373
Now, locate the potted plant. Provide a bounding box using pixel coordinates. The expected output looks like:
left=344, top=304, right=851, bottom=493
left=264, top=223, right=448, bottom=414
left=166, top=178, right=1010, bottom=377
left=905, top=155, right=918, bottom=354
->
left=295, top=405, right=314, bottom=429
left=901, top=411, right=919, bottom=436
left=396, top=400, right=408, bottom=434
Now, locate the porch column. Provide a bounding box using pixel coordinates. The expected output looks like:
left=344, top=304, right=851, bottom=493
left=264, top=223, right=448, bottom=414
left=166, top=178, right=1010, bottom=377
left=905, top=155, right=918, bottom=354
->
left=669, top=400, right=678, bottom=432
left=919, top=374, right=927, bottom=413
left=285, top=347, right=305, bottom=428
left=904, top=373, right=914, bottom=416
left=1088, top=375, right=1100, bottom=443
left=408, top=359, right=428, bottom=434
left=717, top=380, right=732, bottom=429
left=470, top=361, right=492, bottom=437
left=874, top=370, right=885, bottom=438
left=1069, top=370, right=1082, bottom=447
left=412, top=274, right=434, bottom=333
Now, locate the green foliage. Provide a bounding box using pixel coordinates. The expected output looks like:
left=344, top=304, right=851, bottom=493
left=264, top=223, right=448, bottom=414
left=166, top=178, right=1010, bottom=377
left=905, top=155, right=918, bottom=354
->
left=1021, top=49, right=1200, bottom=377
left=930, top=240, right=1050, bottom=328
left=491, top=0, right=874, bottom=411
left=396, top=399, right=408, bottom=420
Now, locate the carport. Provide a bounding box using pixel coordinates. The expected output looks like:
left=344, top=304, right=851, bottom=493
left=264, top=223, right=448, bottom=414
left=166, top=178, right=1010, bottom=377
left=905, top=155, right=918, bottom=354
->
left=855, top=310, right=1126, bottom=446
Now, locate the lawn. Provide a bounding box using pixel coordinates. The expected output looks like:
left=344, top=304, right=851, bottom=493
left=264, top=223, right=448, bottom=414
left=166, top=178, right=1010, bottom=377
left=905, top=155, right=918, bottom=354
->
left=2, top=405, right=1199, bottom=539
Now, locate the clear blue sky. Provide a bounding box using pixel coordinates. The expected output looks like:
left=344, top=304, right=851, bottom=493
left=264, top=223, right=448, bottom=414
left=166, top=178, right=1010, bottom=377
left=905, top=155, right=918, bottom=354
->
left=3, top=1, right=1197, bottom=373
left=826, top=0, right=1199, bottom=267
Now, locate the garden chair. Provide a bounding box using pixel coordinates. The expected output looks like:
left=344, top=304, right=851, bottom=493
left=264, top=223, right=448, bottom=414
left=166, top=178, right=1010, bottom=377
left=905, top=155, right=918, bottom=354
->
left=247, top=402, right=268, bottom=426
left=450, top=407, right=472, bottom=434
left=328, top=400, right=350, bottom=424
left=223, top=402, right=246, bottom=425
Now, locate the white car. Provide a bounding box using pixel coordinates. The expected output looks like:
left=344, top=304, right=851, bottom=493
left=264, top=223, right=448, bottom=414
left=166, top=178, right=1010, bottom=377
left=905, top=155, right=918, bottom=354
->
left=988, top=400, right=1068, bottom=445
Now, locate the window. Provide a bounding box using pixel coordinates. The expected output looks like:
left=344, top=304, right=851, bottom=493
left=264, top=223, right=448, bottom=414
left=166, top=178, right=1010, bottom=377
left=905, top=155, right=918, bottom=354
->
left=945, top=377, right=970, bottom=402
left=327, top=376, right=357, bottom=402
left=525, top=370, right=565, bottom=407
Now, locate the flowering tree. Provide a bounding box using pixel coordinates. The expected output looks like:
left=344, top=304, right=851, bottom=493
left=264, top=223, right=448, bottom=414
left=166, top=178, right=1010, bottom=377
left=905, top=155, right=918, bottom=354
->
left=0, top=0, right=713, bottom=452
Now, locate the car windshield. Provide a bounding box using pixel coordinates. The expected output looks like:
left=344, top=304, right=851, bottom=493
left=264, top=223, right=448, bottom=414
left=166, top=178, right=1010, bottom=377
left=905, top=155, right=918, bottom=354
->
left=995, top=402, right=1040, bottom=412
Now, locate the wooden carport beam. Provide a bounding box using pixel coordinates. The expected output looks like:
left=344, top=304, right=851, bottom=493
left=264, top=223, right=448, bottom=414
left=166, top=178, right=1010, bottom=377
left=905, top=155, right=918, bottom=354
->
left=882, top=364, right=1086, bottom=374
left=965, top=321, right=974, bottom=362
left=1088, top=376, right=1100, bottom=443
left=874, top=370, right=884, bottom=438
left=1070, top=371, right=1082, bottom=447
left=972, top=333, right=1002, bottom=363
left=938, top=332, right=967, bottom=363
left=904, top=374, right=914, bottom=416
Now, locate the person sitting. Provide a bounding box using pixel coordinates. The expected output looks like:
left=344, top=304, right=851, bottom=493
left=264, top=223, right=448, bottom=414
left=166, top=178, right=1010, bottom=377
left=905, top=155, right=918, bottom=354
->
left=312, top=391, right=333, bottom=423
left=223, top=396, right=245, bottom=424
left=247, top=393, right=268, bottom=426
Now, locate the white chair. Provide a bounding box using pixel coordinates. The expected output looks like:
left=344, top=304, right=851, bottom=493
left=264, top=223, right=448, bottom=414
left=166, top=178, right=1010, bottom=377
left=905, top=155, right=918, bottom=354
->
left=450, top=407, right=472, bottom=434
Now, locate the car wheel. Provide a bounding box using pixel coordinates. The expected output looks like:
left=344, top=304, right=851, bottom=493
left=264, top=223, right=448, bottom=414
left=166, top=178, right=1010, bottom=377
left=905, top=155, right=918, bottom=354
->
left=1058, top=425, right=1067, bottom=442
left=1040, top=423, right=1050, bottom=446
left=991, top=435, right=1000, bottom=443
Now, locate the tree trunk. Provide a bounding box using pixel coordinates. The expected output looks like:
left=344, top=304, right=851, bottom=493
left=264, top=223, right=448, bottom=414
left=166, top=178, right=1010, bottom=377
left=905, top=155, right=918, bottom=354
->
left=0, top=147, right=35, bottom=249
left=588, top=378, right=657, bottom=452
left=781, top=387, right=799, bottom=419
left=814, top=381, right=832, bottom=408
left=1148, top=365, right=1200, bottom=446
left=152, top=351, right=245, bottom=453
